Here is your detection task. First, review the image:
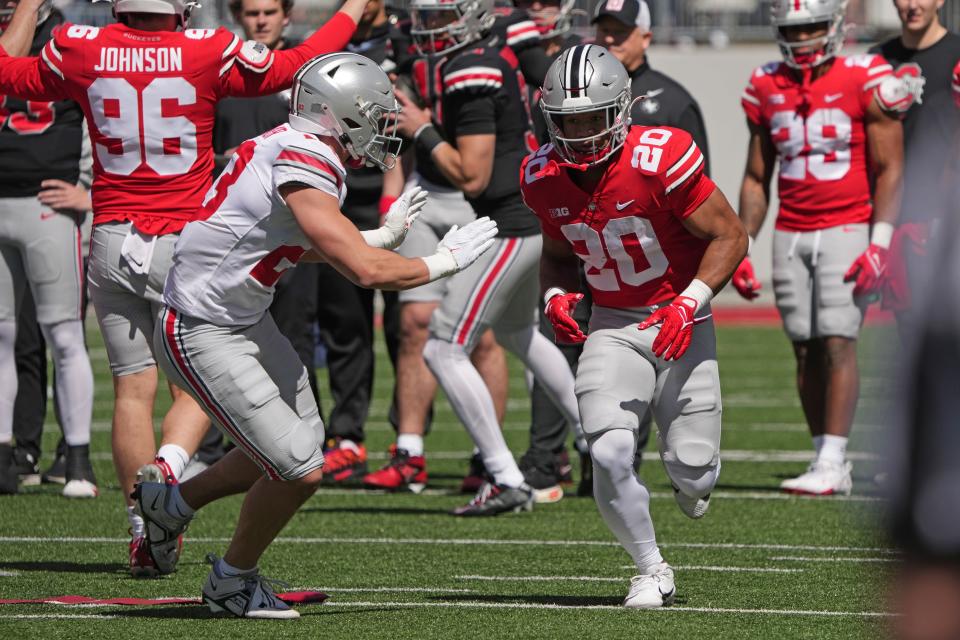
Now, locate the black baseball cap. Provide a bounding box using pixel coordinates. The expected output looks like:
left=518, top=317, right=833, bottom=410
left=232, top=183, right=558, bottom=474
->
left=591, top=0, right=652, bottom=30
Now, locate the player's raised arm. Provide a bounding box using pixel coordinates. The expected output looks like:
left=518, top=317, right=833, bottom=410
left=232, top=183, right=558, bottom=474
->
left=222, top=0, right=366, bottom=97
left=0, top=0, right=43, bottom=56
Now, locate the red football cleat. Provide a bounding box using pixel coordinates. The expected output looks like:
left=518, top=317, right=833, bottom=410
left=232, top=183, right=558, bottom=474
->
left=321, top=440, right=368, bottom=485
left=363, top=446, right=427, bottom=493
left=129, top=535, right=159, bottom=579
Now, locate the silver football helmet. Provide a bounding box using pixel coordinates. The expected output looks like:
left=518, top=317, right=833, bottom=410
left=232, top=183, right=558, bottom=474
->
left=409, top=0, right=496, bottom=56
left=539, top=44, right=630, bottom=166
left=770, top=0, right=847, bottom=69
left=102, top=0, right=200, bottom=27
left=289, top=53, right=402, bottom=172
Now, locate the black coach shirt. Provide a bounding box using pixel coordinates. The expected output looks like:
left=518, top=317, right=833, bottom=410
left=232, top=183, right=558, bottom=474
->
left=870, top=32, right=960, bottom=223
left=627, top=59, right=710, bottom=177
left=0, top=11, right=84, bottom=198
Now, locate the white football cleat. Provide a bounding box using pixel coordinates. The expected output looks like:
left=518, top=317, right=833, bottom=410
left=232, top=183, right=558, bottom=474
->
left=623, top=563, right=676, bottom=609
left=673, top=486, right=710, bottom=519
left=780, top=460, right=852, bottom=496
left=63, top=479, right=98, bottom=499
left=203, top=555, right=299, bottom=619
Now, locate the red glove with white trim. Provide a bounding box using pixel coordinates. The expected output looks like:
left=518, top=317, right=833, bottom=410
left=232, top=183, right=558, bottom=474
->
left=638, top=296, right=699, bottom=361
left=731, top=257, right=761, bottom=300
left=844, top=222, right=893, bottom=298
left=544, top=288, right=586, bottom=344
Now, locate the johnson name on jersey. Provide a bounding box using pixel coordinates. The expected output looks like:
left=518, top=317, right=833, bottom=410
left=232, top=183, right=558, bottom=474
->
left=521, top=126, right=715, bottom=308
left=741, top=54, right=893, bottom=231
left=164, top=123, right=346, bottom=327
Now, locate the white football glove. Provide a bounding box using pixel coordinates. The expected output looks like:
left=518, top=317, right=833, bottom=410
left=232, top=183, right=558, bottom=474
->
left=361, top=186, right=428, bottom=250
left=421, top=216, right=498, bottom=280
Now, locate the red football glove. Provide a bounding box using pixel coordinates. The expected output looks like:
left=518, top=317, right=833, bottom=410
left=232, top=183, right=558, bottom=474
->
left=844, top=243, right=888, bottom=298
left=544, top=289, right=586, bottom=344
left=731, top=257, right=761, bottom=300
left=638, top=296, right=698, bottom=361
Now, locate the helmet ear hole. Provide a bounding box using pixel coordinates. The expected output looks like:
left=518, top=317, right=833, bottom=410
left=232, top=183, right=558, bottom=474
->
left=341, top=117, right=362, bottom=130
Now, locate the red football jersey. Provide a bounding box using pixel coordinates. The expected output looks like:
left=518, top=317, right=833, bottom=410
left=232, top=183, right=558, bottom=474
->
left=521, top=126, right=715, bottom=308
left=0, top=15, right=354, bottom=235
left=741, top=54, right=892, bottom=232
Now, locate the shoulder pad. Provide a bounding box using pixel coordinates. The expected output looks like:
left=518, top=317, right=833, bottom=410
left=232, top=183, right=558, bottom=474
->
left=875, top=66, right=925, bottom=115
left=236, top=39, right=274, bottom=74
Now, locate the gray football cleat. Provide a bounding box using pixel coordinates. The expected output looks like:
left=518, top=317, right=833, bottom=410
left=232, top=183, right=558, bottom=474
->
left=203, top=555, right=299, bottom=620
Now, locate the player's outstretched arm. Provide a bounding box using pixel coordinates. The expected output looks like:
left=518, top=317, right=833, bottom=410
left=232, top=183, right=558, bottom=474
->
left=284, top=184, right=496, bottom=290
left=0, top=0, right=43, bottom=56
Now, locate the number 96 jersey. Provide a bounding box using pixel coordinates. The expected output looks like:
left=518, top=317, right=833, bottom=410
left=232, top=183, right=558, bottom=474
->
left=741, top=54, right=893, bottom=232
left=520, top=126, right=715, bottom=309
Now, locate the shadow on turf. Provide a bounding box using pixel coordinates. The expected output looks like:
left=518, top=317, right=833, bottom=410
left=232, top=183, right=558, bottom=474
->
left=431, top=593, right=689, bottom=607
left=299, top=505, right=448, bottom=516
left=0, top=560, right=125, bottom=575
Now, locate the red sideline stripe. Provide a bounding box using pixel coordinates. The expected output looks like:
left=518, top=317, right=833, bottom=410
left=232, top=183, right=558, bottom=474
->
left=276, top=150, right=342, bottom=188
left=162, top=309, right=281, bottom=480
left=455, top=238, right=518, bottom=345
left=712, top=305, right=896, bottom=327
left=0, top=592, right=329, bottom=607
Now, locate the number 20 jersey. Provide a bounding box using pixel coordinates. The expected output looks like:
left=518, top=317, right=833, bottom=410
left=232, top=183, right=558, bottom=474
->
left=164, top=123, right=346, bottom=328
left=520, top=126, right=715, bottom=309
left=741, top=54, right=893, bottom=232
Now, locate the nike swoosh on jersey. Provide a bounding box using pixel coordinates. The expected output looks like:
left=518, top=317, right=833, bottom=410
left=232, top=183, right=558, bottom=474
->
left=825, top=93, right=843, bottom=103
left=39, top=211, right=58, bottom=220
left=643, top=88, right=664, bottom=99
left=616, top=200, right=635, bottom=211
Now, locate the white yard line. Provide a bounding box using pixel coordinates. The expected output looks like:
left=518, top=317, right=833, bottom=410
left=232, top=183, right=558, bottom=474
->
left=0, top=535, right=896, bottom=554
left=771, top=556, right=898, bottom=564
left=458, top=566, right=804, bottom=581
left=308, top=587, right=475, bottom=594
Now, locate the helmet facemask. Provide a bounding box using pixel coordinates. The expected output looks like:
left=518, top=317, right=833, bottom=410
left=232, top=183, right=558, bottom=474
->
left=542, top=89, right=630, bottom=166
left=410, top=0, right=493, bottom=56
left=521, top=0, right=575, bottom=40
left=771, top=0, right=847, bottom=70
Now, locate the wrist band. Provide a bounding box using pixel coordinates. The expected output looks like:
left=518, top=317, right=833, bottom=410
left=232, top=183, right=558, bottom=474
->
left=679, top=278, right=714, bottom=313
left=543, top=287, right=566, bottom=306
left=414, top=124, right=444, bottom=155
left=747, top=235, right=755, bottom=256
left=870, top=221, right=894, bottom=250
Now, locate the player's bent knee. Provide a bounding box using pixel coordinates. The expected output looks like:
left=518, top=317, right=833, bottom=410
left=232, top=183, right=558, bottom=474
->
left=588, top=429, right=637, bottom=476
left=659, top=414, right=721, bottom=498
left=664, top=459, right=720, bottom=499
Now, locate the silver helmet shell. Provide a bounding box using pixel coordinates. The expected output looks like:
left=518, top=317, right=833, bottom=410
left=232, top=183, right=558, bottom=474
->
left=539, top=44, right=631, bottom=165
left=0, top=0, right=52, bottom=33
left=409, top=0, right=496, bottom=56
left=770, top=0, right=847, bottom=69
left=108, top=0, right=200, bottom=27
left=289, top=53, right=402, bottom=172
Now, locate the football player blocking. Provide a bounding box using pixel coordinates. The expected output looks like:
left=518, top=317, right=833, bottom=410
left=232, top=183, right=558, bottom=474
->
left=733, top=0, right=905, bottom=496
left=0, top=0, right=368, bottom=576
left=522, top=44, right=746, bottom=608
left=134, top=52, right=497, bottom=619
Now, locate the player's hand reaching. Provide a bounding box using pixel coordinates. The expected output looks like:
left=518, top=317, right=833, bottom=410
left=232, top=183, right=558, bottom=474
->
left=638, top=296, right=699, bottom=361
left=544, top=288, right=586, bottom=344
left=422, top=217, right=498, bottom=280
left=844, top=243, right=887, bottom=298
left=362, top=186, right=427, bottom=249
left=731, top=257, right=761, bottom=300
left=395, top=90, right=433, bottom=139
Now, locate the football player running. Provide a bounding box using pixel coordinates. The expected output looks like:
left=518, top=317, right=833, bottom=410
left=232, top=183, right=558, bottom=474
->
left=391, top=0, right=584, bottom=516
left=734, top=0, right=904, bottom=495
left=0, top=0, right=367, bottom=575
left=134, top=53, right=497, bottom=619
left=521, top=44, right=746, bottom=608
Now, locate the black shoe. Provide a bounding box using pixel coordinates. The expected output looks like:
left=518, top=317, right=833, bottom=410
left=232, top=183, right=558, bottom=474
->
left=459, top=453, right=491, bottom=494
left=41, top=453, right=66, bottom=485
left=577, top=451, right=593, bottom=498
left=555, top=449, right=573, bottom=485
left=519, top=451, right=563, bottom=504
left=451, top=481, right=533, bottom=517
left=62, top=445, right=98, bottom=498
left=12, top=447, right=40, bottom=486
left=0, top=443, right=18, bottom=495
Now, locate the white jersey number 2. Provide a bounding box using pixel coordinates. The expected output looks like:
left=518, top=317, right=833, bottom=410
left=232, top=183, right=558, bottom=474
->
left=561, top=217, right=668, bottom=291
left=87, top=77, right=198, bottom=176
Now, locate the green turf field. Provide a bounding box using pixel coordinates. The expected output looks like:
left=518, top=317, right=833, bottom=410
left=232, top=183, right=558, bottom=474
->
left=0, top=320, right=897, bottom=638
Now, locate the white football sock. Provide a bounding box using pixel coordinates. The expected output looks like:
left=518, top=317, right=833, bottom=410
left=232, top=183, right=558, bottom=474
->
left=127, top=505, right=145, bottom=539
left=157, top=444, right=190, bottom=479
left=812, top=435, right=825, bottom=454
left=817, top=434, right=848, bottom=465
left=423, top=337, right=524, bottom=488
left=41, top=320, right=93, bottom=446
left=0, top=320, right=17, bottom=443
left=338, top=439, right=360, bottom=454
left=397, top=434, right=424, bottom=457
left=495, top=326, right=581, bottom=434
left=590, top=429, right=662, bottom=570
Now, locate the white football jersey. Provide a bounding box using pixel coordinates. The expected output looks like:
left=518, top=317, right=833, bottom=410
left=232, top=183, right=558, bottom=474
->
left=164, top=123, right=347, bottom=327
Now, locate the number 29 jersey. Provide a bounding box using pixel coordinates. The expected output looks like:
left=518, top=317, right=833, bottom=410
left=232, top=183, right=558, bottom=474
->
left=741, top=54, right=893, bottom=231
left=164, top=123, right=346, bottom=328
left=520, top=126, right=715, bottom=309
